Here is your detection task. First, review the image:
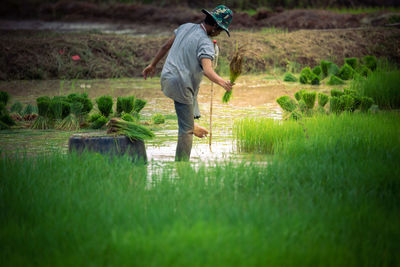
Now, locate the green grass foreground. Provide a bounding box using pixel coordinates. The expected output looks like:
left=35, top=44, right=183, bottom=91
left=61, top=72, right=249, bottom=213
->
left=1, top=113, right=400, bottom=266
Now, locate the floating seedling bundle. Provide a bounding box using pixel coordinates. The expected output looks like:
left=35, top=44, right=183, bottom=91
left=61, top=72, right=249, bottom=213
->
left=222, top=46, right=243, bottom=103
left=107, top=118, right=154, bottom=141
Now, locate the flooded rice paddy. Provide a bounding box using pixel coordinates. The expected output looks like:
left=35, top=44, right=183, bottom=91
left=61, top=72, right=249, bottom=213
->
left=0, top=75, right=333, bottom=163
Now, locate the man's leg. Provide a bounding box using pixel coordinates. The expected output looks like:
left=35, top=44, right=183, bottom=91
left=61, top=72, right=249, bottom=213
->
left=174, top=101, right=194, bottom=161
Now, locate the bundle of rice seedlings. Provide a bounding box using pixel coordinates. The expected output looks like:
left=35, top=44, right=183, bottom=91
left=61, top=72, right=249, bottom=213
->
left=340, top=95, right=355, bottom=112
left=107, top=118, right=154, bottom=141
left=0, top=113, right=16, bottom=126
left=91, top=115, right=108, bottom=129
left=312, top=66, right=322, bottom=76
left=360, top=96, right=374, bottom=112
left=67, top=93, right=93, bottom=115
left=330, top=96, right=344, bottom=114
left=283, top=73, right=297, bottom=82
left=318, top=93, right=329, bottom=107
left=362, top=55, right=377, bottom=71
left=121, top=113, right=135, bottom=122
left=152, top=113, right=165, bottom=124
left=88, top=113, right=102, bottom=123
left=320, top=60, right=332, bottom=77
left=56, top=102, right=82, bottom=130
left=310, top=73, right=320, bottom=85
left=31, top=96, right=52, bottom=129
left=96, top=95, right=113, bottom=117
left=10, top=101, right=23, bottom=115
left=302, top=91, right=316, bottom=109
left=116, top=96, right=136, bottom=116
left=0, top=91, right=10, bottom=105
left=327, top=63, right=340, bottom=76
left=338, top=63, right=354, bottom=80
left=299, top=74, right=308, bottom=84
left=23, top=104, right=37, bottom=116
left=331, top=89, right=344, bottom=97
left=298, top=99, right=307, bottom=113
left=345, top=57, right=358, bottom=69
left=327, top=75, right=345, bottom=85
left=52, top=98, right=71, bottom=129
left=133, top=98, right=147, bottom=114
left=222, top=47, right=243, bottom=103
left=276, top=95, right=297, bottom=112
left=294, top=89, right=306, bottom=101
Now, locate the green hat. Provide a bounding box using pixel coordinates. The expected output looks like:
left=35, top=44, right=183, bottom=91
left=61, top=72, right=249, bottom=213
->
left=202, top=5, right=233, bottom=37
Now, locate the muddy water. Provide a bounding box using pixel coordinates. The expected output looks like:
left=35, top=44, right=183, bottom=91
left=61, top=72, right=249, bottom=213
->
left=0, top=75, right=327, bottom=163
left=0, top=20, right=169, bottom=36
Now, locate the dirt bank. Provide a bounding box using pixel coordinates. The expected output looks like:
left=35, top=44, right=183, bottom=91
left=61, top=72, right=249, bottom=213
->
left=2, top=1, right=400, bottom=30
left=1, top=27, right=399, bottom=80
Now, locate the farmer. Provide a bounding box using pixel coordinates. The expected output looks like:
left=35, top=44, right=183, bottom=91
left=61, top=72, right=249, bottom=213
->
left=142, top=5, right=234, bottom=161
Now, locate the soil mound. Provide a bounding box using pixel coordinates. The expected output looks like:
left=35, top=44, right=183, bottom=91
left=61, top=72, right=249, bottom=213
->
left=1, top=27, right=399, bottom=80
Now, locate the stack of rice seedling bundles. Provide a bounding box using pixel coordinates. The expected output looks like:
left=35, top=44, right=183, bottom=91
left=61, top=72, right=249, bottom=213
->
left=107, top=118, right=154, bottom=141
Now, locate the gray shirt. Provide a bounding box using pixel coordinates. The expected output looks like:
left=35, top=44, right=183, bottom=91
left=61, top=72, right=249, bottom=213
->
left=161, top=23, right=215, bottom=109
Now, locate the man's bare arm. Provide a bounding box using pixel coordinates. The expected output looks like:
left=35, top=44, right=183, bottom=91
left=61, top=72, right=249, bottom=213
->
left=201, top=58, right=233, bottom=92
left=142, top=36, right=175, bottom=79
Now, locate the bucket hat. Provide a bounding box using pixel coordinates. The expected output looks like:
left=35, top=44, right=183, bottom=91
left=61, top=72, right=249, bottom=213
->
left=202, top=5, right=233, bottom=37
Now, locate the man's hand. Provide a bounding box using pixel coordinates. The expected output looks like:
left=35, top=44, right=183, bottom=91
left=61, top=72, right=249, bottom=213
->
left=220, top=80, right=233, bottom=92
left=201, top=58, right=234, bottom=92
left=193, top=123, right=208, bottom=138
left=142, top=64, right=156, bottom=80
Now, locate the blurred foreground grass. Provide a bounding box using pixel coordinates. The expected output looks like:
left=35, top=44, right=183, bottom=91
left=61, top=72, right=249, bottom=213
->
left=1, top=112, right=399, bottom=266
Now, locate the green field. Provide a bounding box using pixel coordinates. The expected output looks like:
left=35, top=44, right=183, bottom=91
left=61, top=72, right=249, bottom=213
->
left=1, top=111, right=399, bottom=266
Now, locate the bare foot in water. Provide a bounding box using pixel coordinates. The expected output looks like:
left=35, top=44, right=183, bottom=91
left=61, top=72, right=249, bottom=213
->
left=193, top=123, right=209, bottom=138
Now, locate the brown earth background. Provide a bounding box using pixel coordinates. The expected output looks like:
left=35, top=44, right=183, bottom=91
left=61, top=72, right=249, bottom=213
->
left=1, top=1, right=400, bottom=80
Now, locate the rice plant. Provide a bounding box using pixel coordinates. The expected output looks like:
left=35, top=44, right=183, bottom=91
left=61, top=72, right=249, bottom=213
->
left=233, top=117, right=304, bottom=153
left=1, top=112, right=400, bottom=266
left=351, top=67, right=400, bottom=109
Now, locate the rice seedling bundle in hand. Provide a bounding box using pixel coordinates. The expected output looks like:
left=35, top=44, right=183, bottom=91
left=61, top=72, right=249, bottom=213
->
left=107, top=118, right=154, bottom=141
left=222, top=48, right=243, bottom=103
